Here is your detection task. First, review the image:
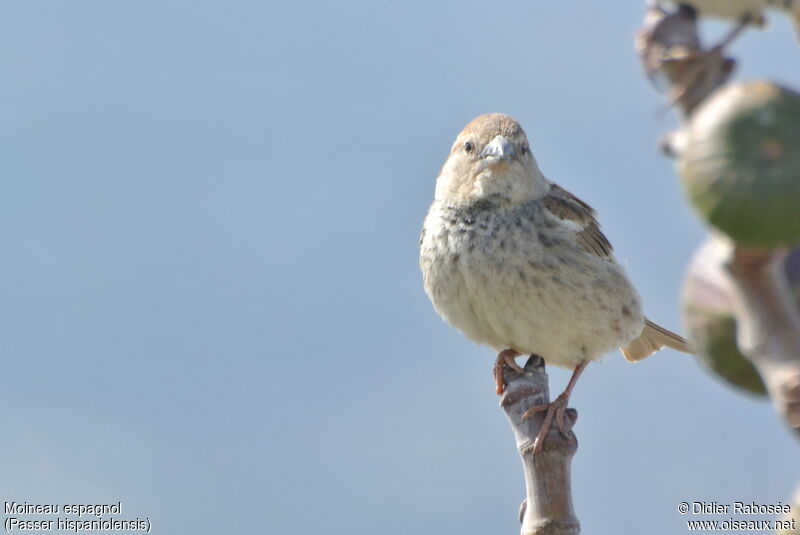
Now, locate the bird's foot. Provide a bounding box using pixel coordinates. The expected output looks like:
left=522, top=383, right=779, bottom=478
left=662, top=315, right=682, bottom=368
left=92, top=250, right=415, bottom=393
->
left=521, top=390, right=573, bottom=454
left=493, top=349, right=522, bottom=395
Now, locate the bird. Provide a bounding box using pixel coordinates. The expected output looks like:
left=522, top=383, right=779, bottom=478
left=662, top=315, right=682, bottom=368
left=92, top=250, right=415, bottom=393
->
left=659, top=0, right=800, bottom=38
left=419, top=113, right=691, bottom=452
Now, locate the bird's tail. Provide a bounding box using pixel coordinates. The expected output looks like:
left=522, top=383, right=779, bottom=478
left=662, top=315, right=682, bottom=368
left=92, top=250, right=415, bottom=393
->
left=621, top=318, right=693, bottom=362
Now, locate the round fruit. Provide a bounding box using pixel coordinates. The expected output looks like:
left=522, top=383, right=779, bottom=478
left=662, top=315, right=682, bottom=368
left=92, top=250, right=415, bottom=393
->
left=681, top=237, right=767, bottom=396
left=680, top=81, right=800, bottom=247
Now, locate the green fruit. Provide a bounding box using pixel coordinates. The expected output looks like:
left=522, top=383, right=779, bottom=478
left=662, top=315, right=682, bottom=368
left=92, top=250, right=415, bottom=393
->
left=684, top=310, right=767, bottom=396
left=680, top=81, right=800, bottom=247
left=682, top=239, right=800, bottom=396
left=682, top=238, right=768, bottom=396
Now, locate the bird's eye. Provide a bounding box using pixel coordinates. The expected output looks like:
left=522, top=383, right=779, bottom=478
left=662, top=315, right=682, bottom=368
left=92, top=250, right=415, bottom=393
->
left=520, top=143, right=529, bottom=156
left=463, top=141, right=474, bottom=154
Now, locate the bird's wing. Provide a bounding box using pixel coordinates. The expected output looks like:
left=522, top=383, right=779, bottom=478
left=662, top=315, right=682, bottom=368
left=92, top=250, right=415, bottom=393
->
left=541, top=183, right=613, bottom=259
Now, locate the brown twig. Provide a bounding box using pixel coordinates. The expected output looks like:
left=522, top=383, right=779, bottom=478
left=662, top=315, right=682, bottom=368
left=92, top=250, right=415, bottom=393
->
left=500, top=356, right=580, bottom=535
left=635, top=4, right=735, bottom=119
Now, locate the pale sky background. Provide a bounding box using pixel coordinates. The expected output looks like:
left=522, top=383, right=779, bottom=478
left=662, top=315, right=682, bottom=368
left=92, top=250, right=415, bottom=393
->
left=2, top=2, right=799, bottom=534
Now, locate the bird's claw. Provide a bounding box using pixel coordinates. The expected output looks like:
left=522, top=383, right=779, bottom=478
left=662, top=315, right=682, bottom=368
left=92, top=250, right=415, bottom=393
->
left=521, top=391, right=572, bottom=453
left=494, top=349, right=523, bottom=394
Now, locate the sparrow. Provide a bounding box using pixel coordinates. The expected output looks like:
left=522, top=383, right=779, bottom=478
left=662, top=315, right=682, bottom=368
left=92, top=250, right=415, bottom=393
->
left=419, top=113, right=691, bottom=451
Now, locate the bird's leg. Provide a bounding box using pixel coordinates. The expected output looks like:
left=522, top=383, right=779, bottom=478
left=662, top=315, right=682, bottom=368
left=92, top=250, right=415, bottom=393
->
left=493, top=349, right=523, bottom=395
left=522, top=360, right=589, bottom=453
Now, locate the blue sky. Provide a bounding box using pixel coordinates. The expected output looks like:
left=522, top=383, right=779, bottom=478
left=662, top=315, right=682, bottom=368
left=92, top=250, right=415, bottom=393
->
left=2, top=2, right=799, bottom=533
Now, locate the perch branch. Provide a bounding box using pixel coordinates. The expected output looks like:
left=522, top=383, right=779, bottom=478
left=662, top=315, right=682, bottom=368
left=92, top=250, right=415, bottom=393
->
left=500, top=356, right=580, bottom=535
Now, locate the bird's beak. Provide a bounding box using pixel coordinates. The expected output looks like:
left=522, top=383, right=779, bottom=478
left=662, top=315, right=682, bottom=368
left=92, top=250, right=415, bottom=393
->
left=480, top=135, right=515, bottom=165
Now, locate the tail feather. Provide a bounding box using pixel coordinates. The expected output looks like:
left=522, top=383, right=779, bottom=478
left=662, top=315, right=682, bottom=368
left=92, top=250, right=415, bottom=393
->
left=621, top=318, right=693, bottom=362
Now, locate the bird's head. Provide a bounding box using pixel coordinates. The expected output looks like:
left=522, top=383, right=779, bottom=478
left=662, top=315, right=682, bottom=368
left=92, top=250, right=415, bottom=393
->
left=434, top=113, right=549, bottom=205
